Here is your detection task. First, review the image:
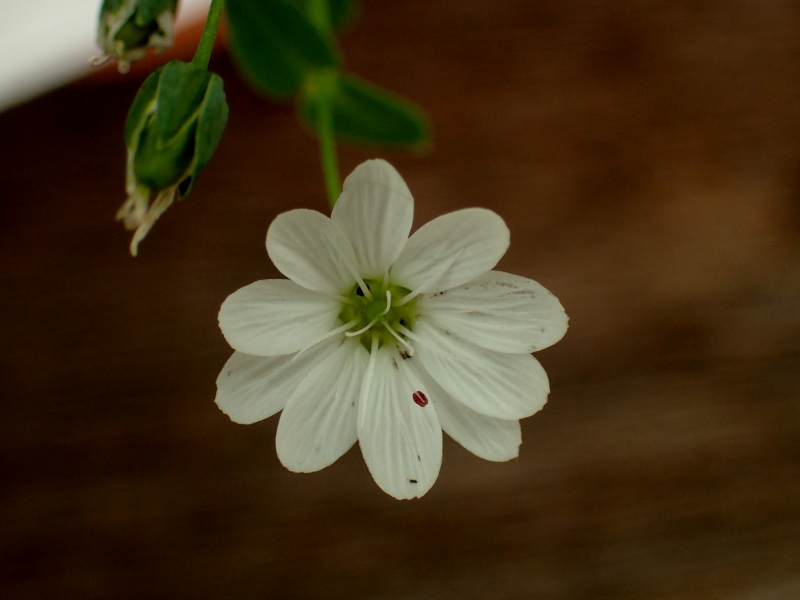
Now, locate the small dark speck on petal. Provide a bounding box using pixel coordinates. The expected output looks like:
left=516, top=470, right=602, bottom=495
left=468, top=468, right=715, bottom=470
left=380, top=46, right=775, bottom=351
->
left=409, top=479, right=418, bottom=484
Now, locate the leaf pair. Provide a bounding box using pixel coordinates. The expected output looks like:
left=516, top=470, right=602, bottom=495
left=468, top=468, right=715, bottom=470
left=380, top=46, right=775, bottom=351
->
left=225, top=0, right=429, bottom=149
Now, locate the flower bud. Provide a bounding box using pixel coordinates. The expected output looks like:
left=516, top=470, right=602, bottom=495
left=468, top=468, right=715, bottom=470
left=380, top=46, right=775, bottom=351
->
left=95, top=0, right=178, bottom=73
left=117, top=60, right=229, bottom=255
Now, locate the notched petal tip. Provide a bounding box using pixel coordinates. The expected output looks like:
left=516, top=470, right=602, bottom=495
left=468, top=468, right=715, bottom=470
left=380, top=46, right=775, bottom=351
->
left=357, top=348, right=442, bottom=500
left=333, top=159, right=415, bottom=278
left=266, top=209, right=356, bottom=293
left=392, top=207, right=510, bottom=293
left=342, top=159, right=413, bottom=201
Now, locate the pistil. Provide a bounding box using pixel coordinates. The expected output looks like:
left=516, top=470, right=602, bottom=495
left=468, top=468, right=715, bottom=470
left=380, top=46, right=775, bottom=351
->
left=339, top=278, right=418, bottom=352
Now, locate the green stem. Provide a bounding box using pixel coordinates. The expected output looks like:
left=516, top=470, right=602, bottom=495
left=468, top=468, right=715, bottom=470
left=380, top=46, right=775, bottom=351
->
left=307, top=0, right=341, bottom=206
left=317, top=78, right=340, bottom=207
left=307, top=0, right=331, bottom=32
left=192, top=0, right=226, bottom=69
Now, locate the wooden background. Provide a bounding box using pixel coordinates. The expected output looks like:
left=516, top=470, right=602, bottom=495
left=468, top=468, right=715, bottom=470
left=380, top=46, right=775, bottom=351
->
left=2, top=1, right=800, bottom=598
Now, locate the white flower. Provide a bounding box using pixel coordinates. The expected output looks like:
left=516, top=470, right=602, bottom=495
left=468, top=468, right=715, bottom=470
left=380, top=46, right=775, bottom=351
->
left=216, top=159, right=568, bottom=499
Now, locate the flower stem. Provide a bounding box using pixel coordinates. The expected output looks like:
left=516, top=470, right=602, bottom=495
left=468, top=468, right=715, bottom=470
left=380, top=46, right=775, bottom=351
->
left=307, top=0, right=341, bottom=206
left=192, top=0, right=226, bottom=70
left=307, top=0, right=331, bottom=31
left=317, top=75, right=341, bottom=206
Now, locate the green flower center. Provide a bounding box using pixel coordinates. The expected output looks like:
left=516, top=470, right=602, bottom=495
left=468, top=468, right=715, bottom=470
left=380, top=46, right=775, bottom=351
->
left=338, top=278, right=418, bottom=352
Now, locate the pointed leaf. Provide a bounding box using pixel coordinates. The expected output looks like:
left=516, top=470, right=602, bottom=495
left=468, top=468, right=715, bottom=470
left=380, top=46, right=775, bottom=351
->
left=226, top=0, right=339, bottom=97
left=290, top=0, right=358, bottom=30
left=301, top=72, right=430, bottom=148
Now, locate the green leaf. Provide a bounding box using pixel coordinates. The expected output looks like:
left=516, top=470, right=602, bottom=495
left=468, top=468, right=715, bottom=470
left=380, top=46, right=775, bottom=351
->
left=226, top=0, right=339, bottom=97
left=301, top=73, right=431, bottom=148
left=291, top=0, right=358, bottom=30
left=328, top=0, right=358, bottom=29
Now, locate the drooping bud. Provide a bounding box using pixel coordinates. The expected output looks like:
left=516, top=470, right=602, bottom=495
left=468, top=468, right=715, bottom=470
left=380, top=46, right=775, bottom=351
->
left=95, top=0, right=179, bottom=73
left=117, top=60, right=229, bottom=255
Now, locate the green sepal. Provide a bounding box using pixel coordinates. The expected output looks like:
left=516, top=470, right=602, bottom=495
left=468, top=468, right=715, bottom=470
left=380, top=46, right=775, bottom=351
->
left=100, top=0, right=176, bottom=19
left=226, top=0, right=339, bottom=97
left=100, top=0, right=125, bottom=12
left=123, top=67, right=160, bottom=146
left=300, top=72, right=431, bottom=149
left=184, top=74, right=229, bottom=196
left=124, top=60, right=229, bottom=194
left=133, top=117, right=195, bottom=190
left=131, top=0, right=178, bottom=25
left=98, top=0, right=178, bottom=64
left=156, top=61, right=216, bottom=141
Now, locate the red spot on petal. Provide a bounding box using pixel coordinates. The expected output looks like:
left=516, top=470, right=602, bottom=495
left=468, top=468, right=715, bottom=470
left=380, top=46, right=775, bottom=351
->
left=413, top=391, right=428, bottom=407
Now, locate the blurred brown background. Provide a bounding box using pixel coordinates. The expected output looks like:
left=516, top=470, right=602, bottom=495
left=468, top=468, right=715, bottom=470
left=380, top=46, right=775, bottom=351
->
left=2, top=1, right=800, bottom=598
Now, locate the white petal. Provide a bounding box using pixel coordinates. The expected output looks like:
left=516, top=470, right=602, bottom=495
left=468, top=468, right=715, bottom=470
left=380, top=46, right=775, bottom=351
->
left=219, top=279, right=340, bottom=356
left=418, top=270, right=569, bottom=354
left=391, top=208, right=509, bottom=293
left=436, top=394, right=521, bottom=462
left=266, top=209, right=357, bottom=294
left=411, top=364, right=522, bottom=462
left=357, top=347, right=442, bottom=499
left=414, top=320, right=549, bottom=420
left=331, top=160, right=414, bottom=278
left=276, top=340, right=368, bottom=472
left=215, top=339, right=338, bottom=424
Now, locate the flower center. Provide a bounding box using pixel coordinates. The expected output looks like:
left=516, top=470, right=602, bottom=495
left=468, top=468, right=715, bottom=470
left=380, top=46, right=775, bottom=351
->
left=339, top=277, right=418, bottom=352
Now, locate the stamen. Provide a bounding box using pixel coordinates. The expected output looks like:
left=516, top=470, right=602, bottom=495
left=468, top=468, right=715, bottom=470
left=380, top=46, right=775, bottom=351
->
left=89, top=54, right=111, bottom=67
left=380, top=290, right=392, bottom=316
left=345, top=316, right=380, bottom=337
left=355, top=277, right=373, bottom=300
left=331, top=292, right=354, bottom=304
left=127, top=189, right=176, bottom=256
left=360, top=337, right=380, bottom=410
left=346, top=289, right=392, bottom=338
left=394, top=248, right=465, bottom=306
left=335, top=247, right=373, bottom=300
left=383, top=322, right=415, bottom=355
left=396, top=323, right=420, bottom=342
left=291, top=319, right=359, bottom=362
